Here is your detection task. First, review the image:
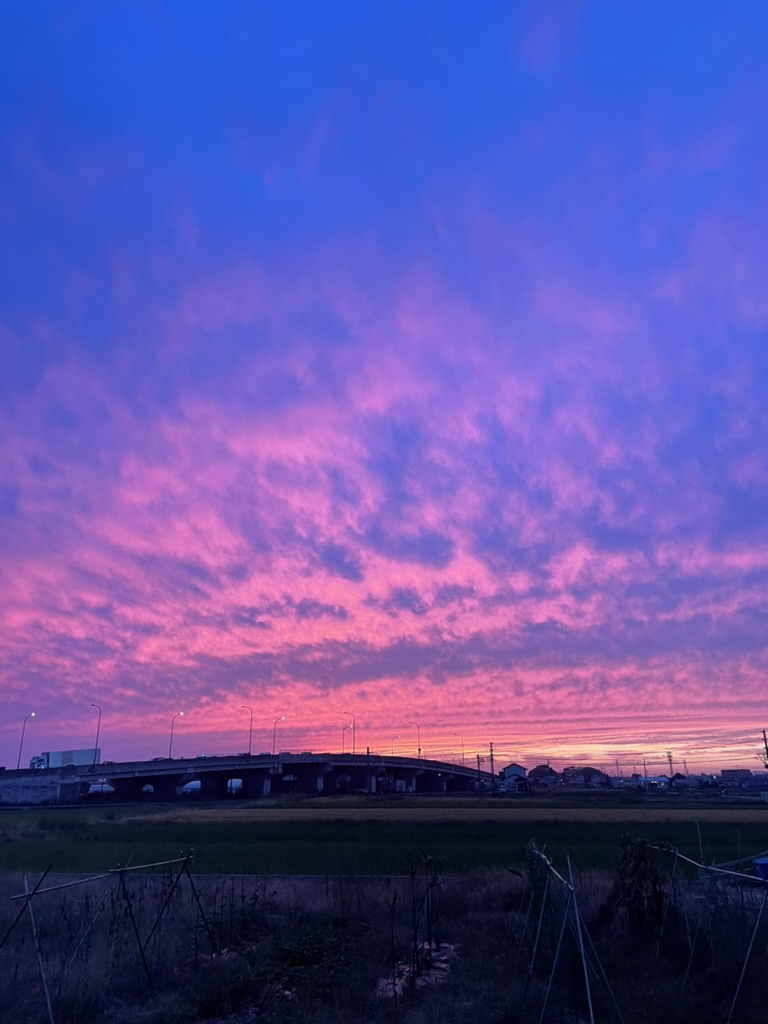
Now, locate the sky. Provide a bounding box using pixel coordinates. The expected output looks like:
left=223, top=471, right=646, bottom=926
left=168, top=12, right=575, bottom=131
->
left=2, top=1, right=768, bottom=775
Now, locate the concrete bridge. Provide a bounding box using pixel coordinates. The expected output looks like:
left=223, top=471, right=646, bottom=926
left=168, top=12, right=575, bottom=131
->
left=0, top=752, right=495, bottom=805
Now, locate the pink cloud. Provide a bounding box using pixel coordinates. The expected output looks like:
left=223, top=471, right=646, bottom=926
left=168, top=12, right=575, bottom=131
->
left=2, top=230, right=768, bottom=772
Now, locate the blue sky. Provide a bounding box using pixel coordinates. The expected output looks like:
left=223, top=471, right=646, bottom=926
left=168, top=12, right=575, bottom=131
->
left=2, top=1, right=768, bottom=771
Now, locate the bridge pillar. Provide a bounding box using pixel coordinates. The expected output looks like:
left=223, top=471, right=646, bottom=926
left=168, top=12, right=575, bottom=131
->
left=153, top=777, right=184, bottom=801
left=198, top=774, right=226, bottom=799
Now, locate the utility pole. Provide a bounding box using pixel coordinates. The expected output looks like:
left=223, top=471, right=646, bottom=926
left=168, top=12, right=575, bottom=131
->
left=666, top=750, right=674, bottom=776
left=489, top=742, right=496, bottom=795
left=453, top=732, right=465, bottom=766
left=476, top=753, right=483, bottom=796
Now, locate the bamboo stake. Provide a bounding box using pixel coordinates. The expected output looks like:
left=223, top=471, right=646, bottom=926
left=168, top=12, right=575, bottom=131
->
left=10, top=873, right=112, bottom=899
left=726, top=887, right=768, bottom=1024
left=521, top=873, right=549, bottom=1015
left=679, top=871, right=713, bottom=999
left=106, top=855, right=192, bottom=873
left=25, top=874, right=56, bottom=1024
left=537, top=888, right=573, bottom=1024
left=0, top=865, right=52, bottom=949
left=10, top=856, right=190, bottom=901
left=182, top=858, right=216, bottom=948
left=580, top=915, right=625, bottom=1024
left=512, top=881, right=536, bottom=975
left=143, top=852, right=191, bottom=946
left=655, top=853, right=678, bottom=960
left=650, top=845, right=768, bottom=886
left=568, top=856, right=595, bottom=1024
left=65, top=875, right=121, bottom=976
left=118, top=869, right=153, bottom=990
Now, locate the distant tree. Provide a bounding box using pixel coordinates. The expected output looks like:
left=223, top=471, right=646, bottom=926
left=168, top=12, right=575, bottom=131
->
left=528, top=764, right=560, bottom=785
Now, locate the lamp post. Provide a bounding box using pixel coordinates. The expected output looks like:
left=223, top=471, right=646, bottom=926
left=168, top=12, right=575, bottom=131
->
left=17, top=712, right=35, bottom=770
left=342, top=724, right=351, bottom=753
left=391, top=735, right=400, bottom=757
left=272, top=716, right=284, bottom=756
left=168, top=712, right=184, bottom=759
left=91, top=703, right=102, bottom=768
left=408, top=720, right=421, bottom=760
left=344, top=712, right=356, bottom=756
left=453, top=732, right=465, bottom=766
left=241, top=705, right=253, bottom=757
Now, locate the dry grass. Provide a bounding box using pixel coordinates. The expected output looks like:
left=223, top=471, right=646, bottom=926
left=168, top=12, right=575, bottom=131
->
left=3, top=845, right=768, bottom=1024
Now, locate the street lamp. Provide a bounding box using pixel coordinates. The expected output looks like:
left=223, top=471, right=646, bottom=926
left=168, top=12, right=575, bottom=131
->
left=168, top=712, right=184, bottom=759
left=341, top=724, right=351, bottom=753
left=241, top=705, right=253, bottom=757
left=391, top=735, right=400, bottom=757
left=17, top=712, right=35, bottom=770
left=344, top=712, right=356, bottom=755
left=408, top=720, right=421, bottom=760
left=91, top=703, right=103, bottom=768
left=453, top=732, right=465, bottom=766
left=272, top=715, right=284, bottom=756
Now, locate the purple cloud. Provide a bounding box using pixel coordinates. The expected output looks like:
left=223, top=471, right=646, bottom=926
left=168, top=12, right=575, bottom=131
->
left=1, top=2, right=768, bottom=774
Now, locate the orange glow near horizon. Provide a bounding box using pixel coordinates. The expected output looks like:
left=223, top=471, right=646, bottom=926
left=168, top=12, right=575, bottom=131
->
left=10, top=682, right=766, bottom=777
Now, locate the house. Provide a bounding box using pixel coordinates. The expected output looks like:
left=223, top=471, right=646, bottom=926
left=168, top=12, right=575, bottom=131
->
left=720, top=769, right=752, bottom=789
left=638, top=774, right=670, bottom=791
left=561, top=765, right=610, bottom=787
left=669, top=772, right=690, bottom=789
left=498, top=762, right=529, bottom=793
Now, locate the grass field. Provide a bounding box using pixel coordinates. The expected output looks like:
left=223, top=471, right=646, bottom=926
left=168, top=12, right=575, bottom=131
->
left=3, top=794, right=768, bottom=1024
left=2, top=793, right=766, bottom=876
